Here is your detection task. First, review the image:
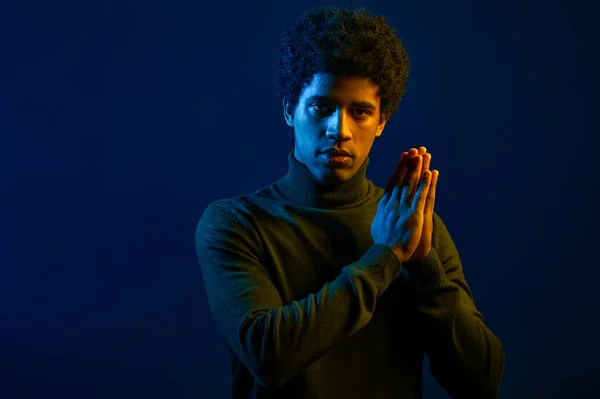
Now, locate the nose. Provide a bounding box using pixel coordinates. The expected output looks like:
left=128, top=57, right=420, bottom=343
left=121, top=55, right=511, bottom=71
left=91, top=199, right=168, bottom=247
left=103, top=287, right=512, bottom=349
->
left=325, top=109, right=352, bottom=142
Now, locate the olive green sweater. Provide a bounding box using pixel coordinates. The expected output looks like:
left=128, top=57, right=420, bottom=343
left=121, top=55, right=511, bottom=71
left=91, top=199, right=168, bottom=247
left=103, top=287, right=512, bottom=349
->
left=195, top=153, right=504, bottom=399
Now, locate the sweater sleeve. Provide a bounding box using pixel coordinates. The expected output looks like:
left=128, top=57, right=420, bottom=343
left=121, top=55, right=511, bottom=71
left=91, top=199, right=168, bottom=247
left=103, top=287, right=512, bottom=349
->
left=402, top=213, right=505, bottom=399
left=195, top=203, right=402, bottom=388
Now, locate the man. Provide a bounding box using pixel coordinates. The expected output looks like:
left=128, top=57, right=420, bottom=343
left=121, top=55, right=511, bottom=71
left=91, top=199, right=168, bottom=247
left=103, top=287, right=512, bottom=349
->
left=195, top=6, right=504, bottom=398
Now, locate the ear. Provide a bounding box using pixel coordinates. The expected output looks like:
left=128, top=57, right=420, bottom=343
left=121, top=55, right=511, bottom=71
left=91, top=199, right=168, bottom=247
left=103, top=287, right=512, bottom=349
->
left=375, top=114, right=388, bottom=138
left=283, top=97, right=295, bottom=127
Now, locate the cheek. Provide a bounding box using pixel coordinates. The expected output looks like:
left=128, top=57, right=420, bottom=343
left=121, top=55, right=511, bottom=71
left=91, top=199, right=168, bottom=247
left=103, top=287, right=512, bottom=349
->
left=354, top=133, right=379, bottom=156
left=294, top=131, right=318, bottom=157
left=357, top=129, right=379, bottom=144
left=295, top=120, right=321, bottom=144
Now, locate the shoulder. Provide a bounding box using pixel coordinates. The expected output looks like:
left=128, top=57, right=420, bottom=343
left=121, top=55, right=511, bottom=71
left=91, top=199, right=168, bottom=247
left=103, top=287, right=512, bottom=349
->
left=200, top=183, right=279, bottom=219
left=196, top=184, right=280, bottom=241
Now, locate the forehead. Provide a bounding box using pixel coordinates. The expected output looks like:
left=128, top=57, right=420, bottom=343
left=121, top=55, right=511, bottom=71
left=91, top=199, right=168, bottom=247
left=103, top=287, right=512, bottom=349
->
left=302, top=72, right=381, bottom=103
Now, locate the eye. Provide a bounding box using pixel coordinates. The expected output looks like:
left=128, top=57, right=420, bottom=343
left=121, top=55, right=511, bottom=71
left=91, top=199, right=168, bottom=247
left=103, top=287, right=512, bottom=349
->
left=310, top=104, right=372, bottom=118
left=352, top=109, right=372, bottom=117
left=311, top=104, right=332, bottom=114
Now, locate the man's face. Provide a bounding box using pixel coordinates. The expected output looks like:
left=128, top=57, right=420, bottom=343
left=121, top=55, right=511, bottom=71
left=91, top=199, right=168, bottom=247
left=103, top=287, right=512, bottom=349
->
left=284, top=72, right=388, bottom=184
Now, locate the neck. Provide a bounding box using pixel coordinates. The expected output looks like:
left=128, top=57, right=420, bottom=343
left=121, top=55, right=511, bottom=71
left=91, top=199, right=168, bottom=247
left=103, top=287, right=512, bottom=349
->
left=277, top=152, right=371, bottom=208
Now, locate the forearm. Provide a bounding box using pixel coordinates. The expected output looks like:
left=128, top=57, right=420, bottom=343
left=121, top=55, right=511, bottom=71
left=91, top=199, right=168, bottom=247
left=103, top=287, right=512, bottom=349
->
left=197, top=203, right=402, bottom=389
left=218, top=246, right=399, bottom=387
left=405, top=250, right=505, bottom=398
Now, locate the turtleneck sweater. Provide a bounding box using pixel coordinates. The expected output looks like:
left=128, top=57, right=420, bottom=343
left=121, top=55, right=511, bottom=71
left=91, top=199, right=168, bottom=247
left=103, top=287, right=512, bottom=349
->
left=195, top=152, right=504, bottom=399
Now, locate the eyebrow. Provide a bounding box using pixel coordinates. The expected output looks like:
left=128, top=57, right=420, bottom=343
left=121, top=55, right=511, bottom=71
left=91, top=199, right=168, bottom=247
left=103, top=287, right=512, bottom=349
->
left=306, top=95, right=377, bottom=110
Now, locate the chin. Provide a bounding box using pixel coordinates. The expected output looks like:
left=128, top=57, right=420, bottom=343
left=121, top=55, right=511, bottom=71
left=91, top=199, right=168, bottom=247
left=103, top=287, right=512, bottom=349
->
left=320, top=168, right=355, bottom=184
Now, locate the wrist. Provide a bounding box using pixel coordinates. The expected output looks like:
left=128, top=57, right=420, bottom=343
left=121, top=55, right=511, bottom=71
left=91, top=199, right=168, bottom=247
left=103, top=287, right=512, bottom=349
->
left=390, top=247, right=409, bottom=263
left=403, top=249, right=452, bottom=290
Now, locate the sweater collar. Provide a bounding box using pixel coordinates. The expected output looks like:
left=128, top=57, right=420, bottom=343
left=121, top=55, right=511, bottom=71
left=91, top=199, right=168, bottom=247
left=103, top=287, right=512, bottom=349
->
left=277, top=152, right=371, bottom=208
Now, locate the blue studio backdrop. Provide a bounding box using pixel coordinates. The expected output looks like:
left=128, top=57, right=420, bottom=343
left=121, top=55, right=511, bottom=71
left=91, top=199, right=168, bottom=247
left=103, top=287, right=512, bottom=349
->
left=1, top=0, right=597, bottom=398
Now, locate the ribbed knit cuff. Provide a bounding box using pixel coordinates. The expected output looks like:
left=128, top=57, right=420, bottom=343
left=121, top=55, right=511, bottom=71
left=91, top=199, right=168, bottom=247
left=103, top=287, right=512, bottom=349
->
left=403, top=248, right=452, bottom=291
left=355, top=244, right=402, bottom=294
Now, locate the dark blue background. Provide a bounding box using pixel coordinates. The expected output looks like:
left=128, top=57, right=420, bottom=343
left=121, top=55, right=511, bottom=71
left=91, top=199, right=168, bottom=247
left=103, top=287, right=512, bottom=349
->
left=1, top=0, right=597, bottom=397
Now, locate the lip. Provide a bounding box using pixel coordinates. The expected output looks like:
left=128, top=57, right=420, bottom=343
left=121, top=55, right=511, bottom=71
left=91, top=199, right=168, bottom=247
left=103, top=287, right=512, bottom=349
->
left=320, top=153, right=352, bottom=166
left=321, top=149, right=352, bottom=157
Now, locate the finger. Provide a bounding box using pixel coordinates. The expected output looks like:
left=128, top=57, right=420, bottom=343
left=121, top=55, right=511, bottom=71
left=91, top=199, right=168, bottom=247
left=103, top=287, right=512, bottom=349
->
left=392, top=152, right=408, bottom=185
left=399, top=151, right=410, bottom=164
left=412, top=170, right=432, bottom=212
left=422, top=152, right=431, bottom=173
left=399, top=183, right=410, bottom=208
left=389, top=183, right=402, bottom=205
left=407, top=155, right=422, bottom=201
left=386, top=152, right=409, bottom=191
left=380, top=190, right=391, bottom=205
left=392, top=148, right=421, bottom=192
left=424, top=170, right=439, bottom=214
left=417, top=146, right=426, bottom=156
left=396, top=154, right=413, bottom=189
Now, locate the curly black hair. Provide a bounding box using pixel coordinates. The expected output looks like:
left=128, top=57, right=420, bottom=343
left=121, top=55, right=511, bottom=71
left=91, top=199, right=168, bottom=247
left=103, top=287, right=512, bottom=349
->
left=274, top=5, right=410, bottom=125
